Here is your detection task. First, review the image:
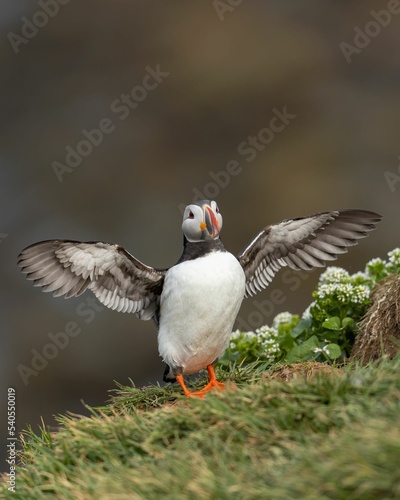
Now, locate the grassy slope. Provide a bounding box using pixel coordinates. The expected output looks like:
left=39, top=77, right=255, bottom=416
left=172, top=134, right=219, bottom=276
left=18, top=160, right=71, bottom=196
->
left=2, top=358, right=400, bottom=499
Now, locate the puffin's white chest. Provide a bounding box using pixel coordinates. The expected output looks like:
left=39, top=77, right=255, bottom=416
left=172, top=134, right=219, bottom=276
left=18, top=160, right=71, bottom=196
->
left=158, top=251, right=245, bottom=375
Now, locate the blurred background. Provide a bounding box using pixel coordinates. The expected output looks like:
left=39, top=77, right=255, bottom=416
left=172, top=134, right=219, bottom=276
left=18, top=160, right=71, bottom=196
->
left=1, top=0, right=399, bottom=468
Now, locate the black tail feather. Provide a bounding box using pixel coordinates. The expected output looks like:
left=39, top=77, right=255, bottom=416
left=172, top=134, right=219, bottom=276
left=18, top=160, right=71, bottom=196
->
left=163, top=364, right=176, bottom=383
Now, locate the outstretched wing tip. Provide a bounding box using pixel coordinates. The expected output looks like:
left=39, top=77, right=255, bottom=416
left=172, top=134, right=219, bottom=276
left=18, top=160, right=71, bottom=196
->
left=240, top=208, right=382, bottom=298
left=18, top=239, right=165, bottom=318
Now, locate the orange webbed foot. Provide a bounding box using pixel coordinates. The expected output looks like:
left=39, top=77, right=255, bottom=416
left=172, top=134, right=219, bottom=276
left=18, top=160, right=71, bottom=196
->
left=185, top=390, right=207, bottom=398
left=175, top=366, right=229, bottom=398
left=176, top=375, right=207, bottom=398
left=201, top=379, right=225, bottom=392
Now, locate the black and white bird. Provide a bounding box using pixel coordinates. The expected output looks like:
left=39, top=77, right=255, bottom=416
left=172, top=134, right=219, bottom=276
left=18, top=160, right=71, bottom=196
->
left=18, top=201, right=382, bottom=397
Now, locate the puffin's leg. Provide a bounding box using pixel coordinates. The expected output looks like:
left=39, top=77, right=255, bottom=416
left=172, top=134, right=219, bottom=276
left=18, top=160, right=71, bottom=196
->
left=175, top=366, right=225, bottom=398
left=176, top=375, right=207, bottom=398
left=202, top=364, right=225, bottom=391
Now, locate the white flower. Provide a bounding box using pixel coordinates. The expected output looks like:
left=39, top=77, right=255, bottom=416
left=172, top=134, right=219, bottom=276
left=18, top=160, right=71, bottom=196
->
left=351, top=285, right=370, bottom=303
left=350, top=271, right=370, bottom=282
left=245, top=324, right=282, bottom=362
left=302, top=302, right=315, bottom=320
left=388, top=248, right=400, bottom=265
left=385, top=249, right=400, bottom=275
left=319, top=266, right=349, bottom=284
left=230, top=329, right=242, bottom=340
left=316, top=282, right=370, bottom=304
left=367, top=257, right=384, bottom=268
left=272, top=311, right=293, bottom=327
left=316, top=283, right=338, bottom=299
left=336, top=283, right=353, bottom=301
left=256, top=325, right=278, bottom=338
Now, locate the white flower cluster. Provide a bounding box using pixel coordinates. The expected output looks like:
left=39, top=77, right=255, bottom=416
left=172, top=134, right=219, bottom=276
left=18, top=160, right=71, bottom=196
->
left=272, top=311, right=294, bottom=327
left=367, top=257, right=384, bottom=268
left=316, top=282, right=370, bottom=304
left=388, top=248, right=400, bottom=264
left=388, top=248, right=400, bottom=266
left=255, top=324, right=281, bottom=361
left=302, top=302, right=315, bottom=320
left=230, top=329, right=251, bottom=341
left=229, top=329, right=255, bottom=349
left=229, top=324, right=281, bottom=362
left=365, top=249, right=400, bottom=281
left=319, top=266, right=349, bottom=284
left=350, top=271, right=370, bottom=283
left=316, top=265, right=371, bottom=304
left=349, top=285, right=370, bottom=303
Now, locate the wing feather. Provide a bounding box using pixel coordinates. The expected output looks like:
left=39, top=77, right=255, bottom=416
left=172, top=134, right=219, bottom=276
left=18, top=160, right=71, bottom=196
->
left=18, top=240, right=165, bottom=318
left=238, top=209, right=382, bottom=297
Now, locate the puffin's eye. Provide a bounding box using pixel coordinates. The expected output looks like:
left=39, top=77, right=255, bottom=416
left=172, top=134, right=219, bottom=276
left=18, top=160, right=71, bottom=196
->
left=188, top=211, right=194, bottom=219
left=215, top=206, right=220, bottom=214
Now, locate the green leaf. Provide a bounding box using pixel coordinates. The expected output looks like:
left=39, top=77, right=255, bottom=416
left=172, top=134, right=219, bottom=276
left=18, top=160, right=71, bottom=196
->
left=286, top=336, right=319, bottom=363
left=341, top=317, right=355, bottom=329
left=322, top=316, right=341, bottom=330
left=322, top=330, right=340, bottom=343
left=291, top=317, right=312, bottom=338
left=279, top=332, right=295, bottom=352
left=324, top=344, right=341, bottom=359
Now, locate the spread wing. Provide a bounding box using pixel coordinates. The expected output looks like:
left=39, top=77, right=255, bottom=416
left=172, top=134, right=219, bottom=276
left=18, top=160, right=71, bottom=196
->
left=18, top=240, right=166, bottom=318
left=238, top=209, right=382, bottom=297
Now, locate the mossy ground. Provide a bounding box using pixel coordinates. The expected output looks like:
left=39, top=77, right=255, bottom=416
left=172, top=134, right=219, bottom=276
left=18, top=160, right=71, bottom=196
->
left=2, top=358, right=400, bottom=499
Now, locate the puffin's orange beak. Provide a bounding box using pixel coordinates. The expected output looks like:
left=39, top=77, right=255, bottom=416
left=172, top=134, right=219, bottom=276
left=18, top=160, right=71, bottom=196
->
left=203, top=205, right=220, bottom=237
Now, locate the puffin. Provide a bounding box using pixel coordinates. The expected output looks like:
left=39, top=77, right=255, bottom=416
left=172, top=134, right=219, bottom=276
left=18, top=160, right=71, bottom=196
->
left=18, top=200, right=382, bottom=397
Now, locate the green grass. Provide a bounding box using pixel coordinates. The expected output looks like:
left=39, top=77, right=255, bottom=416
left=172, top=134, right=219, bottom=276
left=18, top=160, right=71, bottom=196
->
left=3, top=358, right=400, bottom=499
